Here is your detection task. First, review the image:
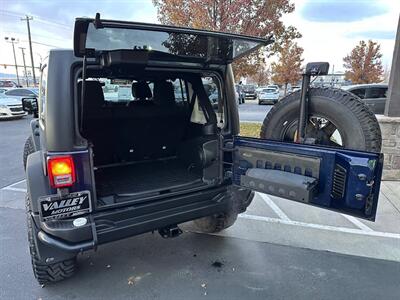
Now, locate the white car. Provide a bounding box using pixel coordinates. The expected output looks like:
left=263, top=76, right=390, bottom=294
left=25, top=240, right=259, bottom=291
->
left=0, top=96, right=27, bottom=119
left=258, top=88, right=280, bottom=105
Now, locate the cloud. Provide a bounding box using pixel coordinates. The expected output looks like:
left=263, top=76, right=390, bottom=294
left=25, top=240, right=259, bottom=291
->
left=346, top=30, right=396, bottom=40
left=301, top=0, right=388, bottom=23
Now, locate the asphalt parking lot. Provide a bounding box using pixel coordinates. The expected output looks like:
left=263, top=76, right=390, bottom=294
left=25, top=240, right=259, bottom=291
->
left=1, top=110, right=399, bottom=299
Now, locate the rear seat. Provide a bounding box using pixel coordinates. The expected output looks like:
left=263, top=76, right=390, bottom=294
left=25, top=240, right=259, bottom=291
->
left=113, top=80, right=188, bottom=162
left=79, top=81, right=115, bottom=166
left=81, top=80, right=189, bottom=165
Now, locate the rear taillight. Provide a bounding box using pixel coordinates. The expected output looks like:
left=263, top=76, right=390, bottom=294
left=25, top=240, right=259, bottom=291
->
left=47, top=156, right=76, bottom=188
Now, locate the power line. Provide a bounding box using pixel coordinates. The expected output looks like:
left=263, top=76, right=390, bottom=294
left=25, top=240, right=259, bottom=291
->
left=0, top=9, right=72, bottom=30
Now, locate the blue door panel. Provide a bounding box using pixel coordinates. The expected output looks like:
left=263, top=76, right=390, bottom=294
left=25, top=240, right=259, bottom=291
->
left=232, top=137, right=383, bottom=220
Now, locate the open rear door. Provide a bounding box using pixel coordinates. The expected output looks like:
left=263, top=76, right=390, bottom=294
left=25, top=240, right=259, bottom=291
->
left=231, top=137, right=383, bottom=220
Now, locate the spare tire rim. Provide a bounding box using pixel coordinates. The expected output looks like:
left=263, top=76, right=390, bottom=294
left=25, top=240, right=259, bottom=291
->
left=282, top=115, right=343, bottom=147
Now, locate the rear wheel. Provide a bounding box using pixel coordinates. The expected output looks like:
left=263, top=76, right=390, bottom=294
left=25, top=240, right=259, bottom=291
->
left=193, top=189, right=254, bottom=233
left=26, top=195, right=77, bottom=285
left=260, top=88, right=382, bottom=152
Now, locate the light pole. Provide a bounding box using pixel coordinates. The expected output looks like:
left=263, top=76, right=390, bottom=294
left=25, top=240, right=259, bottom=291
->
left=19, top=47, right=29, bottom=86
left=4, top=37, right=20, bottom=86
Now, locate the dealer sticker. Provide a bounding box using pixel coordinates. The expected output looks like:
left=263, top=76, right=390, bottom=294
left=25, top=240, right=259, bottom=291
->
left=39, top=191, right=91, bottom=221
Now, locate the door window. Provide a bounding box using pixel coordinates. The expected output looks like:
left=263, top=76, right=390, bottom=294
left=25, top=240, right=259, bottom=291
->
left=350, top=88, right=366, bottom=99
left=366, top=87, right=387, bottom=98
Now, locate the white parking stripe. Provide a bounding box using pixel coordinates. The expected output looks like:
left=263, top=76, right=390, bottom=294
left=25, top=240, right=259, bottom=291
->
left=259, top=193, right=290, bottom=221
left=5, top=179, right=26, bottom=188
left=239, top=214, right=400, bottom=239
left=341, top=214, right=374, bottom=232
left=2, top=187, right=27, bottom=193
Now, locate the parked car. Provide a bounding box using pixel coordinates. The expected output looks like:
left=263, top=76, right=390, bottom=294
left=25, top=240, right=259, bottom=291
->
left=23, top=15, right=383, bottom=285
left=3, top=87, right=39, bottom=100
left=288, top=85, right=301, bottom=93
left=342, top=84, right=388, bottom=114
left=0, top=96, right=27, bottom=119
left=242, top=84, right=257, bottom=99
left=267, top=84, right=279, bottom=92
left=258, top=87, right=280, bottom=105
left=0, top=80, right=18, bottom=88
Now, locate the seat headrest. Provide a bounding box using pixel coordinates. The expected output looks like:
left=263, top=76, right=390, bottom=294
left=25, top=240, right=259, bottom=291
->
left=153, top=81, right=175, bottom=105
left=78, top=81, right=105, bottom=107
left=132, top=81, right=152, bottom=100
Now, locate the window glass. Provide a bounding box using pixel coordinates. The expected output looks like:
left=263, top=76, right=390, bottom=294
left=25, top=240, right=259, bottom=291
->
left=39, top=62, right=48, bottom=122
left=350, top=88, right=366, bottom=99
left=190, top=76, right=224, bottom=128
left=85, top=23, right=264, bottom=62
left=368, top=87, right=387, bottom=98
left=98, top=78, right=188, bottom=104
left=5, top=89, right=20, bottom=96
left=173, top=79, right=187, bottom=102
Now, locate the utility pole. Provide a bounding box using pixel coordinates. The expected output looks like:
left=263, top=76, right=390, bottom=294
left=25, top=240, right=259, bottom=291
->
left=21, top=15, right=37, bottom=86
left=4, top=37, right=20, bottom=86
left=19, top=47, right=29, bottom=86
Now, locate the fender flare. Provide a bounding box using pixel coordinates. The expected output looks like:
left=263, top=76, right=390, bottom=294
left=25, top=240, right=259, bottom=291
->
left=26, top=151, right=51, bottom=213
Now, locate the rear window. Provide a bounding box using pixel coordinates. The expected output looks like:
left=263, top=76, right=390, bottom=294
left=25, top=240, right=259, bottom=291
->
left=262, top=88, right=276, bottom=93
left=99, top=79, right=188, bottom=103
left=81, top=22, right=267, bottom=63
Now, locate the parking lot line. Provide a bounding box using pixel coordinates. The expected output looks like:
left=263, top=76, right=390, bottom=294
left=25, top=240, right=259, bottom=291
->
left=239, top=214, right=400, bottom=239
left=341, top=214, right=374, bottom=232
left=2, top=186, right=27, bottom=193
left=259, top=193, right=291, bottom=221
left=5, top=179, right=26, bottom=188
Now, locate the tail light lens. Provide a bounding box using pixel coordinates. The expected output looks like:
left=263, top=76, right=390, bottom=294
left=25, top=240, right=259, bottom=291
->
left=47, top=156, right=76, bottom=188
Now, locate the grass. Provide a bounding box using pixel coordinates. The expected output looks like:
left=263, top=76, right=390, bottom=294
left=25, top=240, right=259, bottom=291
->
left=239, top=122, right=262, bottom=138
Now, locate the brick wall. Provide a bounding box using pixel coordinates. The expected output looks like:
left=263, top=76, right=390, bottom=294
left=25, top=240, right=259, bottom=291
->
left=377, top=115, right=400, bottom=180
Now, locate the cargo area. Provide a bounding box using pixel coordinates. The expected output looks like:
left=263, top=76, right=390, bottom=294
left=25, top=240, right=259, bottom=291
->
left=78, top=75, right=222, bottom=206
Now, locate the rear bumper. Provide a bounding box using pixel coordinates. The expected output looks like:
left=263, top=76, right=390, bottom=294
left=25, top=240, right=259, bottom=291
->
left=259, top=98, right=278, bottom=104
left=244, top=93, right=257, bottom=99
left=34, top=185, right=232, bottom=255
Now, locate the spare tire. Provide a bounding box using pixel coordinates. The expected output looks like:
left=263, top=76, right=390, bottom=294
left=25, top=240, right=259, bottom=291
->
left=260, top=88, right=382, bottom=152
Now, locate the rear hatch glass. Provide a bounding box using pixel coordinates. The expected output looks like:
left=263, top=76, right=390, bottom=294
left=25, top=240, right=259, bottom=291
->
left=74, top=17, right=272, bottom=64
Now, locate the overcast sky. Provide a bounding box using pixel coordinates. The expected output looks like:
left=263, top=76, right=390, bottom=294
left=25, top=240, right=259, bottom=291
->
left=0, top=0, right=398, bottom=75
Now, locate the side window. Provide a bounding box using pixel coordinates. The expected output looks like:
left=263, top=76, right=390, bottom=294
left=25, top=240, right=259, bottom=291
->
left=39, top=62, right=48, bottom=122
left=190, top=76, right=224, bottom=128
left=172, top=79, right=188, bottom=103
left=5, top=89, right=19, bottom=96
left=367, top=87, right=387, bottom=98
left=351, top=88, right=366, bottom=99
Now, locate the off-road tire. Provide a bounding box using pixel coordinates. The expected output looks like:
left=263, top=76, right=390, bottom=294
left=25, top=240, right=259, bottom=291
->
left=23, top=136, right=35, bottom=170
left=26, top=195, right=77, bottom=285
left=193, top=189, right=254, bottom=233
left=260, top=88, right=382, bottom=152
left=193, top=212, right=238, bottom=233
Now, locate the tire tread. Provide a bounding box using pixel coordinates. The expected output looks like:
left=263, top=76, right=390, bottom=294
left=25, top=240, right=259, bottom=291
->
left=260, top=87, right=382, bottom=152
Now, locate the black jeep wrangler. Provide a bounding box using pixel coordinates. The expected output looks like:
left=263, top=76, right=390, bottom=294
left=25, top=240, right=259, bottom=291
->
left=23, top=15, right=384, bottom=284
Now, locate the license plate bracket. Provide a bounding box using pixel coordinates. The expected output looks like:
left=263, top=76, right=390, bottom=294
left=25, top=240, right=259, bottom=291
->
left=39, top=191, right=91, bottom=221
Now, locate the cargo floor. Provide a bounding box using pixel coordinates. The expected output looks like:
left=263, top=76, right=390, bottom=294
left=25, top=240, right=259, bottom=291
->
left=94, top=158, right=203, bottom=198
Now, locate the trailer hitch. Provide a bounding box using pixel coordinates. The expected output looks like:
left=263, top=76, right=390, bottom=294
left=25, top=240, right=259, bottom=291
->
left=296, top=62, right=330, bottom=144
left=158, top=225, right=183, bottom=238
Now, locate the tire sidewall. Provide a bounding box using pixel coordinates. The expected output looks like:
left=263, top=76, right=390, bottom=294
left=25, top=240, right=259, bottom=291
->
left=261, top=91, right=368, bottom=150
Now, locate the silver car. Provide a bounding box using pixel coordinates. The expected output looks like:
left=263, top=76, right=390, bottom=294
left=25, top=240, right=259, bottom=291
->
left=258, top=88, right=280, bottom=105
